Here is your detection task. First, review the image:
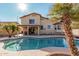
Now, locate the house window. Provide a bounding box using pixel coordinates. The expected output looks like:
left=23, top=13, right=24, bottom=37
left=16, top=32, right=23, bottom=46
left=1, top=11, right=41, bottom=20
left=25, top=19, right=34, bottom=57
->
left=58, top=25, right=61, bottom=30
left=48, top=25, right=51, bottom=29
left=40, top=25, right=43, bottom=30
left=29, top=19, right=35, bottom=24
left=55, top=27, right=56, bottom=30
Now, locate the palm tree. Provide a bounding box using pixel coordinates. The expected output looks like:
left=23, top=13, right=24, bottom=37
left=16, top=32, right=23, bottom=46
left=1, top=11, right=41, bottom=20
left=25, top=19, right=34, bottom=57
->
left=49, top=3, right=79, bottom=56
left=3, top=25, right=18, bottom=37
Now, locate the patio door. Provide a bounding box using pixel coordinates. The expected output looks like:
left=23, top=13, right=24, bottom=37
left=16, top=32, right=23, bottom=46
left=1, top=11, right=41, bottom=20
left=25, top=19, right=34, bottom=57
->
left=29, top=27, right=35, bottom=35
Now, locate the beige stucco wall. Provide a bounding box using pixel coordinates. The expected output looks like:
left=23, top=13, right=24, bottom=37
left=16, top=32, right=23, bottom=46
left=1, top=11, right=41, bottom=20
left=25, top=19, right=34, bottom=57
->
left=40, top=18, right=55, bottom=34
left=20, top=14, right=41, bottom=25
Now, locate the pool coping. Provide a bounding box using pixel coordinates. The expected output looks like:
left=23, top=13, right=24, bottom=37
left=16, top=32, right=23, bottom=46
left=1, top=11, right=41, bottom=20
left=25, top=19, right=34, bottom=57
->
left=0, top=35, right=65, bottom=42
left=0, top=35, right=79, bottom=42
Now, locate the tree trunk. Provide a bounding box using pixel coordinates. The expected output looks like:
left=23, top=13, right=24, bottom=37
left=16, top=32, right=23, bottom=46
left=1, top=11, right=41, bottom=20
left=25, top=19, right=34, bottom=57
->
left=9, top=35, right=11, bottom=38
left=8, top=31, right=12, bottom=38
left=61, top=13, right=78, bottom=56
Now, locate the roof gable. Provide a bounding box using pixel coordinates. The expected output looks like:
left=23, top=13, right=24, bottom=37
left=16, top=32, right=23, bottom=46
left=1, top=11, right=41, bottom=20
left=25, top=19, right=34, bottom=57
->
left=20, top=13, right=41, bottom=18
left=20, top=13, right=49, bottom=20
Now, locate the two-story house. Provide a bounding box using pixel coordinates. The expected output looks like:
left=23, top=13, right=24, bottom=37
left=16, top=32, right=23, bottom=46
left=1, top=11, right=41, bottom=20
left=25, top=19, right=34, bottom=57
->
left=18, top=13, right=62, bottom=35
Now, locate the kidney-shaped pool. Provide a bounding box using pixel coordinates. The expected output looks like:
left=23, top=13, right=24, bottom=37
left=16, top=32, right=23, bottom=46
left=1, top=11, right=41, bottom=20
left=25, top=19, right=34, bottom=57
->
left=3, top=37, right=78, bottom=51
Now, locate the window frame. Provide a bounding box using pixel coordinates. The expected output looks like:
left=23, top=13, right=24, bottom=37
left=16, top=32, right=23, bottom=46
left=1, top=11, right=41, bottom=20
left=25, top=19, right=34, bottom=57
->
left=29, top=19, right=35, bottom=24
left=48, top=25, right=51, bottom=29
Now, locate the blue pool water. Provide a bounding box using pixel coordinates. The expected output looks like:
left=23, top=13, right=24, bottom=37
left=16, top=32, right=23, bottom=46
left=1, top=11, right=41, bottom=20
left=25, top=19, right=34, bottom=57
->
left=3, top=37, right=78, bottom=51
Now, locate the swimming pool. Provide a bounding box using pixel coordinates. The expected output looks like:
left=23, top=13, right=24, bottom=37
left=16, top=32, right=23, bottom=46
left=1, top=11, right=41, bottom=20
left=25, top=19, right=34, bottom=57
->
left=3, top=37, right=78, bottom=51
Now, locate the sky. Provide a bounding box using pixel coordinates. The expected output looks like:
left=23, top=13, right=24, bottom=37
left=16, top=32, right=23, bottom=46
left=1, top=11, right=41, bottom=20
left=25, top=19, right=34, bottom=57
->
left=0, top=3, right=53, bottom=22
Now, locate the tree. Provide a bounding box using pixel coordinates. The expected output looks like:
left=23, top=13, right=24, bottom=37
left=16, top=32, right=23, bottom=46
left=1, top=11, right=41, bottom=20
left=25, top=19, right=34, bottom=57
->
left=49, top=3, right=79, bottom=56
left=3, top=25, right=19, bottom=37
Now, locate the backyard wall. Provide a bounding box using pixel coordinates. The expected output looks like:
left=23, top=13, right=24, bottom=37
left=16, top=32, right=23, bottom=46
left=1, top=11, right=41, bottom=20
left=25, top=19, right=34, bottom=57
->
left=72, top=29, right=79, bottom=36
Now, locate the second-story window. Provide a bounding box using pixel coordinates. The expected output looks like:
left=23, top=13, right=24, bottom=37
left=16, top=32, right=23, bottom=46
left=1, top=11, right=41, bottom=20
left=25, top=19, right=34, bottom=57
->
left=29, top=19, right=35, bottom=24
left=48, top=25, right=51, bottom=29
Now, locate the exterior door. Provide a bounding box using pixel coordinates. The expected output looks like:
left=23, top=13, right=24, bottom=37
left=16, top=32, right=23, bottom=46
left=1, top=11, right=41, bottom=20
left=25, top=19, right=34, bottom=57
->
left=29, top=27, right=35, bottom=35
